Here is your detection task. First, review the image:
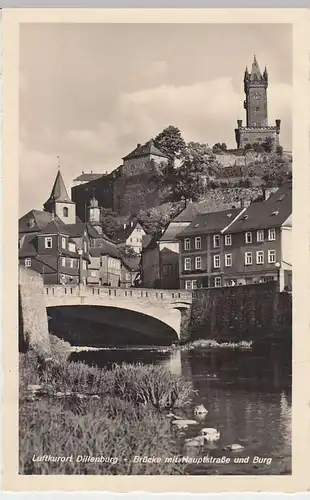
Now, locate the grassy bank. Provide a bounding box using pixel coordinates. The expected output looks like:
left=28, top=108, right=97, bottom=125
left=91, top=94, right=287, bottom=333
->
left=19, top=351, right=195, bottom=475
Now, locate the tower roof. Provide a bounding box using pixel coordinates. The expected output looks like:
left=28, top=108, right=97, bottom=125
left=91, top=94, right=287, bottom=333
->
left=44, top=170, right=75, bottom=207
left=249, top=55, right=263, bottom=81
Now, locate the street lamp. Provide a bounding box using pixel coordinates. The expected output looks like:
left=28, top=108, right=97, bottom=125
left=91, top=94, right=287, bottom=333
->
left=77, top=248, right=83, bottom=284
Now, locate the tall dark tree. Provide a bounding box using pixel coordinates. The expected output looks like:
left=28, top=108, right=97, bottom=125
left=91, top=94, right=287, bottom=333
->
left=154, top=126, right=186, bottom=165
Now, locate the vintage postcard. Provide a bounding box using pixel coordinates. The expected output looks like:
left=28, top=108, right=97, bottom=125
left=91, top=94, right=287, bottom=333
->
left=2, top=7, right=310, bottom=493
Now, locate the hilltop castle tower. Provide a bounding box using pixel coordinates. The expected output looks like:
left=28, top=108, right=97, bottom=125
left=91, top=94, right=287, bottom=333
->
left=235, top=55, right=281, bottom=149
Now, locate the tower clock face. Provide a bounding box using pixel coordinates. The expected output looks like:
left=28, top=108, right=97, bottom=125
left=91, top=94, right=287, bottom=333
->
left=252, top=91, right=263, bottom=99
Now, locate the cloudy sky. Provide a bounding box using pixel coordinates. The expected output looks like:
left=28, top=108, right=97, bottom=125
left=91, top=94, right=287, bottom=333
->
left=19, top=23, right=292, bottom=216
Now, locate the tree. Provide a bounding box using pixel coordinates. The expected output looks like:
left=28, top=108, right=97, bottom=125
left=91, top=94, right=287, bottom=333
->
left=118, top=245, right=139, bottom=260
left=154, top=126, right=186, bottom=166
left=100, top=208, right=125, bottom=238
left=173, top=142, right=219, bottom=202
left=276, top=145, right=283, bottom=156
left=244, top=143, right=253, bottom=151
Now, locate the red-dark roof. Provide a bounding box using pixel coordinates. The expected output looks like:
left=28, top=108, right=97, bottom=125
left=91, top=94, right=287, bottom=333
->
left=90, top=240, right=121, bottom=259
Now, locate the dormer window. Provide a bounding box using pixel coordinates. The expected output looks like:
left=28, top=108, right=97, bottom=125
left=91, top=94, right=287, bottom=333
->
left=63, top=207, right=69, bottom=217
left=61, top=237, right=66, bottom=249
left=28, top=218, right=35, bottom=228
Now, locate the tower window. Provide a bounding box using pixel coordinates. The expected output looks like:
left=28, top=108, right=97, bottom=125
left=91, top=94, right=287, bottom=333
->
left=255, top=107, right=260, bottom=112
left=63, top=207, right=69, bottom=217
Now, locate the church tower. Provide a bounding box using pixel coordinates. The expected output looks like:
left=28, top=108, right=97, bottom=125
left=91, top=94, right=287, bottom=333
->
left=235, top=56, right=281, bottom=149
left=88, top=194, right=102, bottom=234
left=43, top=168, right=76, bottom=224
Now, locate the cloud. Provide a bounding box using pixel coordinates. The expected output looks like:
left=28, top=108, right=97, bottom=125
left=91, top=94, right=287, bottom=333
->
left=19, top=77, right=292, bottom=216
left=142, top=60, right=169, bottom=81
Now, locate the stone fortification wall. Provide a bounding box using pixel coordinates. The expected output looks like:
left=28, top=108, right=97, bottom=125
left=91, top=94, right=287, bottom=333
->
left=19, top=266, right=51, bottom=357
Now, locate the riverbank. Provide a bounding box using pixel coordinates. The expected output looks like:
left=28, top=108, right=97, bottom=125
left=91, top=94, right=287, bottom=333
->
left=19, top=350, right=195, bottom=475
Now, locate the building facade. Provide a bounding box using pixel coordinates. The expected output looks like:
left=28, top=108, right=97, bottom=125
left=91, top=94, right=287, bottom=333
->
left=235, top=55, right=281, bottom=149
left=112, top=222, right=146, bottom=255
left=177, top=182, right=292, bottom=291
left=122, top=139, right=168, bottom=174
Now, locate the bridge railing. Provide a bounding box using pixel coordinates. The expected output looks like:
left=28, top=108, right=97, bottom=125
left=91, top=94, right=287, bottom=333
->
left=44, top=285, right=192, bottom=303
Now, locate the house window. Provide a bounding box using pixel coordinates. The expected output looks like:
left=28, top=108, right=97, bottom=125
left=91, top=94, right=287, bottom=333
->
left=84, top=241, right=87, bottom=252
left=213, top=234, right=220, bottom=248
left=25, top=258, right=31, bottom=267
left=126, top=273, right=131, bottom=281
left=195, top=256, right=202, bottom=270
left=185, top=280, right=192, bottom=290
left=225, top=234, right=232, bottom=246
left=70, top=259, right=74, bottom=268
left=184, top=238, right=191, bottom=251
left=63, top=207, right=69, bottom=217
left=90, top=271, right=97, bottom=277
left=256, top=251, right=264, bottom=264
left=61, top=237, right=66, bottom=249
left=245, top=232, right=252, bottom=244
left=192, top=280, right=198, bottom=290
left=195, top=237, right=201, bottom=250
left=257, top=230, right=264, bottom=242
left=213, top=255, right=220, bottom=268
left=214, top=277, right=222, bottom=287
left=268, top=228, right=276, bottom=241
left=163, top=264, right=172, bottom=276
left=68, top=242, right=75, bottom=253
left=245, top=252, right=253, bottom=265
left=61, top=257, right=66, bottom=267
left=45, top=237, right=52, bottom=249
left=225, top=254, right=232, bottom=267
left=82, top=261, right=87, bottom=270
left=184, top=258, right=191, bottom=271
left=268, top=250, right=276, bottom=264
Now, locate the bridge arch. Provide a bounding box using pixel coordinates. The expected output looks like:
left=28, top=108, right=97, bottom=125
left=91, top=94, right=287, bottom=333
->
left=44, top=285, right=192, bottom=341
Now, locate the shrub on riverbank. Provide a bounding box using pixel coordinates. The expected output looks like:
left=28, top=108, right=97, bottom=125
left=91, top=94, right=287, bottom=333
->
left=19, top=352, right=194, bottom=408
left=19, top=351, right=195, bottom=475
left=181, top=339, right=253, bottom=350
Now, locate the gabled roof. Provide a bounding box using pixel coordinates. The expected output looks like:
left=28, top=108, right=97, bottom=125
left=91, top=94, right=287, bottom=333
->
left=226, top=182, right=292, bottom=233
left=111, top=222, right=145, bottom=244
left=122, top=140, right=168, bottom=161
left=39, top=219, right=70, bottom=236
left=73, top=172, right=105, bottom=182
left=44, top=170, right=75, bottom=207
left=19, top=209, right=63, bottom=233
left=177, top=208, right=244, bottom=238
left=89, top=240, right=121, bottom=259
left=19, top=234, right=38, bottom=257
left=159, top=222, right=190, bottom=242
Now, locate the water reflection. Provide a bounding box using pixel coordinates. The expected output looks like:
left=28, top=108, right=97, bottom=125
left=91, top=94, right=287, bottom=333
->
left=70, top=345, right=291, bottom=475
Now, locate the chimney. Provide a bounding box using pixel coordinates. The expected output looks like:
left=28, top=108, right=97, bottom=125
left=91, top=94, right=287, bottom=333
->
left=131, top=221, right=134, bottom=227
left=137, top=143, right=141, bottom=148
left=82, top=170, right=84, bottom=174
left=91, top=170, right=93, bottom=174
left=240, top=199, right=244, bottom=209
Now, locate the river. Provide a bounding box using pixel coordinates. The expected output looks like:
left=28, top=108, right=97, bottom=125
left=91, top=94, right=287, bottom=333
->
left=69, top=344, right=292, bottom=475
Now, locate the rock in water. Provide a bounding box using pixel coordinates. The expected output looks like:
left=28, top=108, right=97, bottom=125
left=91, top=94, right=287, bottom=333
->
left=194, top=404, right=208, bottom=416
left=224, top=443, right=245, bottom=451
left=172, top=419, right=198, bottom=430
left=200, top=428, right=220, bottom=441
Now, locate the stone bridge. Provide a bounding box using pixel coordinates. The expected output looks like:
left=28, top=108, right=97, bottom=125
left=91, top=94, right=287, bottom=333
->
left=44, top=285, right=193, bottom=340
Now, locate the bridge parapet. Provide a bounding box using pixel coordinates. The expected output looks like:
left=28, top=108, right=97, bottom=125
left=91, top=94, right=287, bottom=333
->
left=44, top=285, right=192, bottom=305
